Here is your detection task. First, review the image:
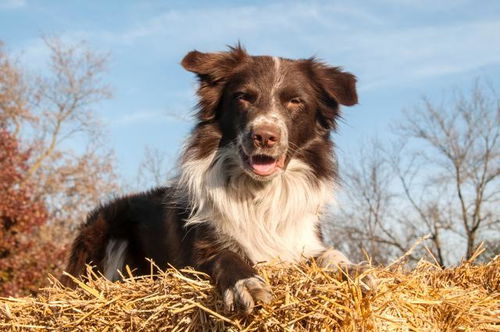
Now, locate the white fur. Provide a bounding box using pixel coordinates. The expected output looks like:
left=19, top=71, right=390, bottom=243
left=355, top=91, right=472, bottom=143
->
left=177, top=144, right=334, bottom=263
left=103, top=239, right=128, bottom=281
left=271, top=56, right=285, bottom=113
left=271, top=56, right=284, bottom=92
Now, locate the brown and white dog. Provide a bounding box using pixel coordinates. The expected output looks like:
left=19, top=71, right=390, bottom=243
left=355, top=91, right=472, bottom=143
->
left=63, top=46, right=369, bottom=314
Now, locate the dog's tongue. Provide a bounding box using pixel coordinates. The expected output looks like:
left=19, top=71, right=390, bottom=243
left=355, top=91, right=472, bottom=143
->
left=250, top=155, right=278, bottom=175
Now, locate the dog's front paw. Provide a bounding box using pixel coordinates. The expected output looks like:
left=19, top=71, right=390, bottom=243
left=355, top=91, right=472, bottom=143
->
left=316, top=248, right=352, bottom=269
left=223, top=275, right=272, bottom=314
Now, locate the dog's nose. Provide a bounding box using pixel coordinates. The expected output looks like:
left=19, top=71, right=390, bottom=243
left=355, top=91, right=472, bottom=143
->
left=252, top=125, right=280, bottom=148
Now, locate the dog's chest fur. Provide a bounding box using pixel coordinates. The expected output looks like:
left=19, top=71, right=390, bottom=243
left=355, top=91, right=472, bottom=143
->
left=178, top=145, right=332, bottom=263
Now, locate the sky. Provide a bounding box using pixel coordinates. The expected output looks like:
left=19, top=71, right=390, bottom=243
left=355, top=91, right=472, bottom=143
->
left=1, top=0, right=500, bottom=187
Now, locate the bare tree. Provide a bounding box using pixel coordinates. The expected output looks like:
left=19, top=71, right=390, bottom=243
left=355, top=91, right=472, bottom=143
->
left=328, top=141, right=419, bottom=265
left=27, top=37, right=111, bottom=176
left=135, top=146, right=175, bottom=190
left=1, top=37, right=119, bottom=243
left=398, top=81, right=499, bottom=260
left=329, top=81, right=499, bottom=265
left=0, top=42, right=34, bottom=135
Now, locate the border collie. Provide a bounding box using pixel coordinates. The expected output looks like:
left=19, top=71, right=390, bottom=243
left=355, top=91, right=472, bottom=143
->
left=63, top=45, right=370, bottom=314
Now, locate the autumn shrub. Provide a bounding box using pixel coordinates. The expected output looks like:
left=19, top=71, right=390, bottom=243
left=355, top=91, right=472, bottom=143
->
left=0, top=130, right=66, bottom=296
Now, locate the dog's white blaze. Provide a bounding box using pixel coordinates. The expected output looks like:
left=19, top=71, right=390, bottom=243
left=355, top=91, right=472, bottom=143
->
left=238, top=57, right=288, bottom=153
left=270, top=56, right=284, bottom=113
left=272, top=56, right=283, bottom=87
left=103, top=239, right=128, bottom=281
left=178, top=145, right=333, bottom=263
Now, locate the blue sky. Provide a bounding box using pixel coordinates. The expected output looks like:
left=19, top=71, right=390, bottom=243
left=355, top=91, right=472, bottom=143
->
left=1, top=0, right=500, bottom=186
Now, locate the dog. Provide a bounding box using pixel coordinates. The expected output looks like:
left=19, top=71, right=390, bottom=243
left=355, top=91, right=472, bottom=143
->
left=62, top=45, right=371, bottom=314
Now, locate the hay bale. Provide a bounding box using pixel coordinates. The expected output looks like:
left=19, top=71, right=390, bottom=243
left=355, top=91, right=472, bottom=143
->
left=0, top=257, right=498, bottom=331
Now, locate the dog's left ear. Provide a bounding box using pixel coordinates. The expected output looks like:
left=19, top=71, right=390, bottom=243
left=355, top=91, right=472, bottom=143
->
left=309, top=60, right=358, bottom=129
left=313, top=62, right=358, bottom=107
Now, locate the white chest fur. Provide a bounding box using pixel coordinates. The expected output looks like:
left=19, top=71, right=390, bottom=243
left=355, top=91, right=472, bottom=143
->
left=179, top=146, right=333, bottom=263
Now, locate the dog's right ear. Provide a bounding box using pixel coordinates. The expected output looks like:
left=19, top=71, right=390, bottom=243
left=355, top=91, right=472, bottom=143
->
left=181, top=46, right=247, bottom=121
left=182, top=48, right=246, bottom=82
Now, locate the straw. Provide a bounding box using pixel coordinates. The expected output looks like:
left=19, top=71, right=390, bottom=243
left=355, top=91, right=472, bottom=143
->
left=0, top=253, right=498, bottom=331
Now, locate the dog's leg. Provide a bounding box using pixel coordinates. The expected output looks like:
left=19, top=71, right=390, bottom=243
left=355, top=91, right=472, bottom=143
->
left=219, top=251, right=272, bottom=314
left=316, top=248, right=377, bottom=292
left=193, top=232, right=272, bottom=314
left=201, top=250, right=272, bottom=314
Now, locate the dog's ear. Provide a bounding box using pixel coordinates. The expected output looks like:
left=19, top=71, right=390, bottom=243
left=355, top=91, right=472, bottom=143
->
left=182, top=46, right=247, bottom=121
left=182, top=46, right=247, bottom=82
left=313, top=62, right=358, bottom=107
left=309, top=59, right=358, bottom=129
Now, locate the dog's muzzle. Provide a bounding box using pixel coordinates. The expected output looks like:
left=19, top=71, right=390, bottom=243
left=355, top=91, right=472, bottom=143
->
left=238, top=121, right=287, bottom=179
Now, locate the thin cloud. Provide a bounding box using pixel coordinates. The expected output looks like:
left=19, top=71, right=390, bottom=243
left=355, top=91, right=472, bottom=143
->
left=109, top=109, right=190, bottom=127
left=100, top=2, right=381, bottom=50
left=92, top=2, right=500, bottom=90
left=9, top=2, right=500, bottom=101
left=349, top=20, right=500, bottom=90
left=0, top=0, right=26, bottom=9
left=110, top=110, right=165, bottom=126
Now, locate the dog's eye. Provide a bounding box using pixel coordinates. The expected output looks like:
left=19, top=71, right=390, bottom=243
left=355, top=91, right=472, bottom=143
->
left=234, top=92, right=252, bottom=103
left=287, top=97, right=304, bottom=109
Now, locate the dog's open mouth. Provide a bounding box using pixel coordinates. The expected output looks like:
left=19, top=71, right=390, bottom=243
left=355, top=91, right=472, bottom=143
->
left=240, top=151, right=286, bottom=177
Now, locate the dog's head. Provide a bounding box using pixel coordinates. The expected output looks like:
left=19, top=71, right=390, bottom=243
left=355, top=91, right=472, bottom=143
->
left=182, top=45, right=357, bottom=181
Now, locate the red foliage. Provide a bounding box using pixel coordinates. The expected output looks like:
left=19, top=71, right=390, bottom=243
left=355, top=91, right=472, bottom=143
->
left=0, top=130, right=66, bottom=296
